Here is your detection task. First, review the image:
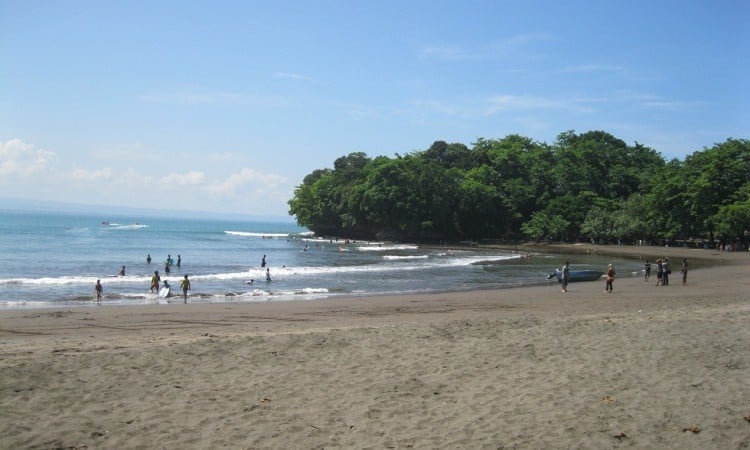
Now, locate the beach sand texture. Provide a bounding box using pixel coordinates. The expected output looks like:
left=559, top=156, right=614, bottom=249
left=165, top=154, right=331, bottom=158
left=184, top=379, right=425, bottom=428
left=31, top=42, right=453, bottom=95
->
left=1, top=245, right=749, bottom=449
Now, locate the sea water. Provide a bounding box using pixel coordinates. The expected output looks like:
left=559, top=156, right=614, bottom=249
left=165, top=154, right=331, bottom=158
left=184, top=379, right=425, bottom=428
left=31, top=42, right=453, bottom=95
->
left=0, top=210, right=642, bottom=308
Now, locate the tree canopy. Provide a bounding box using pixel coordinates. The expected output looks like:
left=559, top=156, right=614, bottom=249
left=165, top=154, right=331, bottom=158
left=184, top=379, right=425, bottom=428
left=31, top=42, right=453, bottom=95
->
left=288, top=131, right=750, bottom=245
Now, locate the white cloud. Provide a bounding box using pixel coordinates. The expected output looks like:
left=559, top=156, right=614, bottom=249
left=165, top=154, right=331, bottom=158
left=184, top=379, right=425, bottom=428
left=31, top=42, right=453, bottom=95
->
left=639, top=99, right=701, bottom=111
left=485, top=95, right=567, bottom=114
left=69, top=167, right=112, bottom=181
left=609, top=90, right=702, bottom=112
left=409, top=94, right=575, bottom=119
left=0, top=138, right=56, bottom=176
left=161, top=171, right=206, bottom=186
left=206, top=168, right=287, bottom=196
left=114, top=168, right=156, bottom=186
left=273, top=72, right=314, bottom=82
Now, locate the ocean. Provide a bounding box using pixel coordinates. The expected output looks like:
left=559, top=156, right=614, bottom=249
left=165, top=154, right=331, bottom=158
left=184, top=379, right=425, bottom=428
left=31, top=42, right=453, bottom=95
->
left=0, top=210, right=642, bottom=308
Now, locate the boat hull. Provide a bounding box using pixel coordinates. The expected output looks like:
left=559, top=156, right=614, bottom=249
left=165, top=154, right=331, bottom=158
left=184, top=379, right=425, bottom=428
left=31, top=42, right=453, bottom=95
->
left=548, top=269, right=604, bottom=282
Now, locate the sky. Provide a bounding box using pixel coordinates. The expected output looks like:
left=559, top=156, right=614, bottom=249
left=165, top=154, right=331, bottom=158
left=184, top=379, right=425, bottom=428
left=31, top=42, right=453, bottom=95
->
left=1, top=0, right=748, bottom=219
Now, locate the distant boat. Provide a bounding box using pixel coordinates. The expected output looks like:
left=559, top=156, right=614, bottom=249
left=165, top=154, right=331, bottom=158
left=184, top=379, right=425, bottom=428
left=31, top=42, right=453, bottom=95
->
left=547, top=268, right=604, bottom=282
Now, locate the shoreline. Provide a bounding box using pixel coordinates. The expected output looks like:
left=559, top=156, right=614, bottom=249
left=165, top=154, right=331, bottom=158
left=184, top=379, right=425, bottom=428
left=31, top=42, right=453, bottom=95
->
left=1, top=245, right=748, bottom=448
left=488, top=242, right=747, bottom=266
left=3, top=243, right=742, bottom=312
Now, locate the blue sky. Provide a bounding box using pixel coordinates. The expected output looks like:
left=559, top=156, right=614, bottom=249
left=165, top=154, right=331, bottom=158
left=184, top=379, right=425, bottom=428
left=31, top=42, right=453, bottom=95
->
left=1, top=0, right=748, bottom=219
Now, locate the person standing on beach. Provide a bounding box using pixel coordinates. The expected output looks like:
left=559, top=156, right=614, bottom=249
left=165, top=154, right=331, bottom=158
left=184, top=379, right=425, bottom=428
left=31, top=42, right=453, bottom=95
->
left=561, top=261, right=570, bottom=292
left=644, top=261, right=651, bottom=282
left=680, top=258, right=688, bottom=285
left=605, top=264, right=615, bottom=293
left=662, top=258, right=670, bottom=286
left=150, top=270, right=161, bottom=292
left=656, top=259, right=663, bottom=286
left=95, top=279, right=103, bottom=301
left=180, top=274, right=190, bottom=303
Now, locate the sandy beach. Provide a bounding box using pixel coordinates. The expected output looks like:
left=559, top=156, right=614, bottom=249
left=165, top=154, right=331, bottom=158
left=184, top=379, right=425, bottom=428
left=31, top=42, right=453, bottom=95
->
left=1, top=245, right=748, bottom=449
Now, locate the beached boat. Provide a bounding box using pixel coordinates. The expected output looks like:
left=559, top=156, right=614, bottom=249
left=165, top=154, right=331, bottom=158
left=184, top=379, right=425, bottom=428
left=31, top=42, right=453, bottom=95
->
left=547, top=269, right=604, bottom=282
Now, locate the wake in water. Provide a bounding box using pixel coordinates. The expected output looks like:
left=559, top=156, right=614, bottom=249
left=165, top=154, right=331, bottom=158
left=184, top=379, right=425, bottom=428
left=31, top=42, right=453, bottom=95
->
left=102, top=222, right=150, bottom=230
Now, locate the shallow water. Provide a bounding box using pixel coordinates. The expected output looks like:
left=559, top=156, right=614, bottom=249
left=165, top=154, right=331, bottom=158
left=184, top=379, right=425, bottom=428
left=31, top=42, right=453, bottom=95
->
left=0, top=210, right=643, bottom=307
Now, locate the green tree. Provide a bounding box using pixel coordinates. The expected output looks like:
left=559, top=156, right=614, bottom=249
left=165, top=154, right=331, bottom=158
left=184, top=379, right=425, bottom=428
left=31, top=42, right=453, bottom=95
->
left=288, top=133, right=746, bottom=244
left=712, top=184, right=750, bottom=244
left=521, top=211, right=570, bottom=242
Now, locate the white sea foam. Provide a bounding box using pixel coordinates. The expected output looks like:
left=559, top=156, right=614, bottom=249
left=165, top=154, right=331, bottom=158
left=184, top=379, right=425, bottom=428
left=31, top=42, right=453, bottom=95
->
left=301, top=237, right=328, bottom=243
left=240, top=287, right=330, bottom=301
left=105, top=224, right=149, bottom=230
left=356, top=245, right=419, bottom=251
left=225, top=230, right=290, bottom=238
left=0, top=275, right=101, bottom=286
left=0, top=254, right=520, bottom=288
left=383, top=255, right=429, bottom=260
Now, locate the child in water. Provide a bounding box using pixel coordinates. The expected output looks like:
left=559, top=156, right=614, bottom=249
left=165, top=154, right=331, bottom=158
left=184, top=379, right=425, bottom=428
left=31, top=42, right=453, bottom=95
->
left=180, top=275, right=190, bottom=303
left=150, top=271, right=161, bottom=292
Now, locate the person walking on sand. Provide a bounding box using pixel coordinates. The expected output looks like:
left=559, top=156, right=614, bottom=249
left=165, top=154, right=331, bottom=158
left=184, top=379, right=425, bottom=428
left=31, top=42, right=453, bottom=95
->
left=95, top=279, right=103, bottom=301
left=605, top=264, right=615, bottom=293
left=561, top=261, right=570, bottom=292
left=150, top=270, right=161, bottom=292
left=680, top=258, right=688, bottom=286
left=644, top=260, right=651, bottom=282
left=180, top=274, right=190, bottom=303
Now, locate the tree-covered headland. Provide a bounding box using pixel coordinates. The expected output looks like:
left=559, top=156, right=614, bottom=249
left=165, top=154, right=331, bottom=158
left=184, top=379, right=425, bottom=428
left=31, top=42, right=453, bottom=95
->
left=288, top=131, right=750, bottom=246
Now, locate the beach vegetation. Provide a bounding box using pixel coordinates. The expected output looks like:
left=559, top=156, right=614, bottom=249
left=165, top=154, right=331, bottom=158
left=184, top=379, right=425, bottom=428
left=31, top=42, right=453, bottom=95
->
left=288, top=132, right=750, bottom=245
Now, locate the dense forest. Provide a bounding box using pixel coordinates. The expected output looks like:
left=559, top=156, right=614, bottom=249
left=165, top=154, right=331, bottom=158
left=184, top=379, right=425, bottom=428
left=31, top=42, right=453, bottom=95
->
left=288, top=131, right=750, bottom=246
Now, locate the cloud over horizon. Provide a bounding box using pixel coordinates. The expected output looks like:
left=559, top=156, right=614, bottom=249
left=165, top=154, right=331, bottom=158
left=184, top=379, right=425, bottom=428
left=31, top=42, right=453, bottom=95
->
left=0, top=139, right=56, bottom=177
